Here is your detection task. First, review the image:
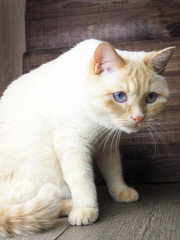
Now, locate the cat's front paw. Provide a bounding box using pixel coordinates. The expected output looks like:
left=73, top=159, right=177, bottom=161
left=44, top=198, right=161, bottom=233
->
left=68, top=207, right=99, bottom=226
left=111, top=187, right=139, bottom=202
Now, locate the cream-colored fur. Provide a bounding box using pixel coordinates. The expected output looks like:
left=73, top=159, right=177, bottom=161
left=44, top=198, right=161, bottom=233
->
left=0, top=39, right=175, bottom=236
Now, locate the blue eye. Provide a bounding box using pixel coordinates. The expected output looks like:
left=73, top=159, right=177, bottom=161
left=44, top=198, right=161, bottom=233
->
left=113, top=92, right=127, bottom=103
left=145, top=92, right=158, bottom=104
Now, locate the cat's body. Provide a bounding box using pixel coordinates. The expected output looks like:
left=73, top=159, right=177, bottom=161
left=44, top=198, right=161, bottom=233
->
left=0, top=39, right=175, bottom=236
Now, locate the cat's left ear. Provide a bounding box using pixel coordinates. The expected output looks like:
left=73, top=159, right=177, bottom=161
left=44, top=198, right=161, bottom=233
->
left=91, top=42, right=126, bottom=74
left=145, top=47, right=176, bottom=74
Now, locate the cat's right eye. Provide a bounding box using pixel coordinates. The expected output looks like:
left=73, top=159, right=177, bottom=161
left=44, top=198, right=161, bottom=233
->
left=113, top=92, right=127, bottom=103
left=145, top=92, right=158, bottom=104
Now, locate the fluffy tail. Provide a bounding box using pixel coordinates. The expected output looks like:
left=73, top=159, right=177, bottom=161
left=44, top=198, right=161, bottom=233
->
left=0, top=184, right=72, bottom=237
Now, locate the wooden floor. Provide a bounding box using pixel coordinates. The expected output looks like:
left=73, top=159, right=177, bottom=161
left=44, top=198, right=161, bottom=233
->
left=4, top=184, right=180, bottom=240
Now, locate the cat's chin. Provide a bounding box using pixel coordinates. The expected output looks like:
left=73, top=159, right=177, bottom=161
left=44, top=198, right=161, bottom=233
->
left=119, top=126, right=140, bottom=134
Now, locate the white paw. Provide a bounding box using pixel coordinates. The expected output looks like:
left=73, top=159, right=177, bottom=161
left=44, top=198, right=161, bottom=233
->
left=111, top=187, right=139, bottom=202
left=68, top=207, right=99, bottom=225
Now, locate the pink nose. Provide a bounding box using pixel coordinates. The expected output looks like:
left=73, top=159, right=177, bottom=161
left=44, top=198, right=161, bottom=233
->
left=132, top=116, right=144, bottom=123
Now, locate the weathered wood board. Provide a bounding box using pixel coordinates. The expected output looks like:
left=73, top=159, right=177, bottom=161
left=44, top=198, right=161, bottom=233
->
left=25, top=0, right=180, bottom=50
left=3, top=184, right=180, bottom=240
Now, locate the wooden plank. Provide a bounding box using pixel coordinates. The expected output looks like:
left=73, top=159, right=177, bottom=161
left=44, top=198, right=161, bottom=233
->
left=56, top=185, right=180, bottom=240
left=23, top=38, right=180, bottom=73
left=0, top=184, right=179, bottom=239
left=23, top=48, right=68, bottom=74
left=26, top=0, right=180, bottom=20
left=94, top=143, right=180, bottom=184
left=121, top=143, right=180, bottom=183
left=25, top=1, right=180, bottom=51
left=0, top=0, right=26, bottom=94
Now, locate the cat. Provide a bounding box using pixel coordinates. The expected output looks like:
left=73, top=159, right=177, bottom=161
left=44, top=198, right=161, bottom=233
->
left=0, top=39, right=175, bottom=237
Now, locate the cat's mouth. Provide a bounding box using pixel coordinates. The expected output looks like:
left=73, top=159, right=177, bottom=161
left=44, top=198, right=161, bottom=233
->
left=120, top=122, right=145, bottom=134
left=114, top=118, right=149, bottom=134
left=127, top=126, right=140, bottom=133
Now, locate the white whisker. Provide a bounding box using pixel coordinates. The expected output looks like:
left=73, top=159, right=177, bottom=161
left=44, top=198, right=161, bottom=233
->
left=149, top=125, right=173, bottom=155
left=91, top=126, right=111, bottom=150
left=109, top=129, right=118, bottom=161
left=147, top=127, right=157, bottom=160
left=102, top=128, right=116, bottom=153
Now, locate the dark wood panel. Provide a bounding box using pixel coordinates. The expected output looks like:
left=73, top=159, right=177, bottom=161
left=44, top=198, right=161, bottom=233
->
left=23, top=48, right=68, bottom=74
left=94, top=145, right=180, bottom=183
left=26, top=1, right=180, bottom=51
left=121, top=144, right=180, bottom=183
left=23, top=38, right=180, bottom=73
left=26, top=0, right=180, bottom=20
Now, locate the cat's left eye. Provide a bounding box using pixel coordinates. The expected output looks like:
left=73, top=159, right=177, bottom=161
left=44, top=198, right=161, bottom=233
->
left=145, top=92, right=158, bottom=104
left=113, top=92, right=127, bottom=103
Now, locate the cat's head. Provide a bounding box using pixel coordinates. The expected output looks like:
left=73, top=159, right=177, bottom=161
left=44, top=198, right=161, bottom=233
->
left=86, top=42, right=175, bottom=134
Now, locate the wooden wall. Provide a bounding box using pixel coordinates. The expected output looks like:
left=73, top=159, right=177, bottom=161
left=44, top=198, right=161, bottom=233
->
left=25, top=0, right=180, bottom=183
left=0, top=0, right=26, bottom=95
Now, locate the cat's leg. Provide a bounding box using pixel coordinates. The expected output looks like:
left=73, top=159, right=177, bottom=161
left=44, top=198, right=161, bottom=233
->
left=60, top=144, right=98, bottom=225
left=59, top=199, right=72, bottom=216
left=95, top=145, right=139, bottom=202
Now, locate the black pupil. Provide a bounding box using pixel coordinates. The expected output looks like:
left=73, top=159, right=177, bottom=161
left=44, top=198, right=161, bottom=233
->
left=150, top=93, right=154, bottom=99
left=147, top=92, right=157, bottom=103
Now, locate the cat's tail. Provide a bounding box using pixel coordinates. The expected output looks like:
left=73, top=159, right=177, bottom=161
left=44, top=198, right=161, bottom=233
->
left=0, top=184, right=72, bottom=237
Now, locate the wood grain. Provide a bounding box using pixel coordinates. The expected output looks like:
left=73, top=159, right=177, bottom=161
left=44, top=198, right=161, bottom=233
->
left=26, top=0, right=180, bottom=20
left=0, top=0, right=26, bottom=95
left=57, top=185, right=180, bottom=240
left=2, top=185, right=179, bottom=240
left=23, top=37, right=180, bottom=75
left=24, top=48, right=68, bottom=73
left=25, top=0, right=180, bottom=51
left=121, top=143, right=180, bottom=183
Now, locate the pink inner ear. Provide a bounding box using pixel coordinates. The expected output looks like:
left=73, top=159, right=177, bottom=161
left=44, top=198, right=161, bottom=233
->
left=92, top=42, right=126, bottom=75
left=93, top=45, right=106, bottom=74
left=94, top=46, right=104, bottom=63
left=94, top=63, right=103, bottom=74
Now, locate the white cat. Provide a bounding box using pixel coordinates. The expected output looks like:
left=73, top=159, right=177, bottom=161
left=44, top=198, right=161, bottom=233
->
left=0, top=39, right=175, bottom=236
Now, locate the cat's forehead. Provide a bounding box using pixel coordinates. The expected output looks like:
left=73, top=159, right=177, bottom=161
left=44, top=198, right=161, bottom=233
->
left=117, top=50, right=153, bottom=86
left=127, top=63, right=152, bottom=88
left=116, top=61, right=154, bottom=95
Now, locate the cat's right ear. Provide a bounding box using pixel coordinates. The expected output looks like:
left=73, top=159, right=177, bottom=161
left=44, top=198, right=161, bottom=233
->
left=91, top=42, right=126, bottom=74
left=145, top=47, right=176, bottom=74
